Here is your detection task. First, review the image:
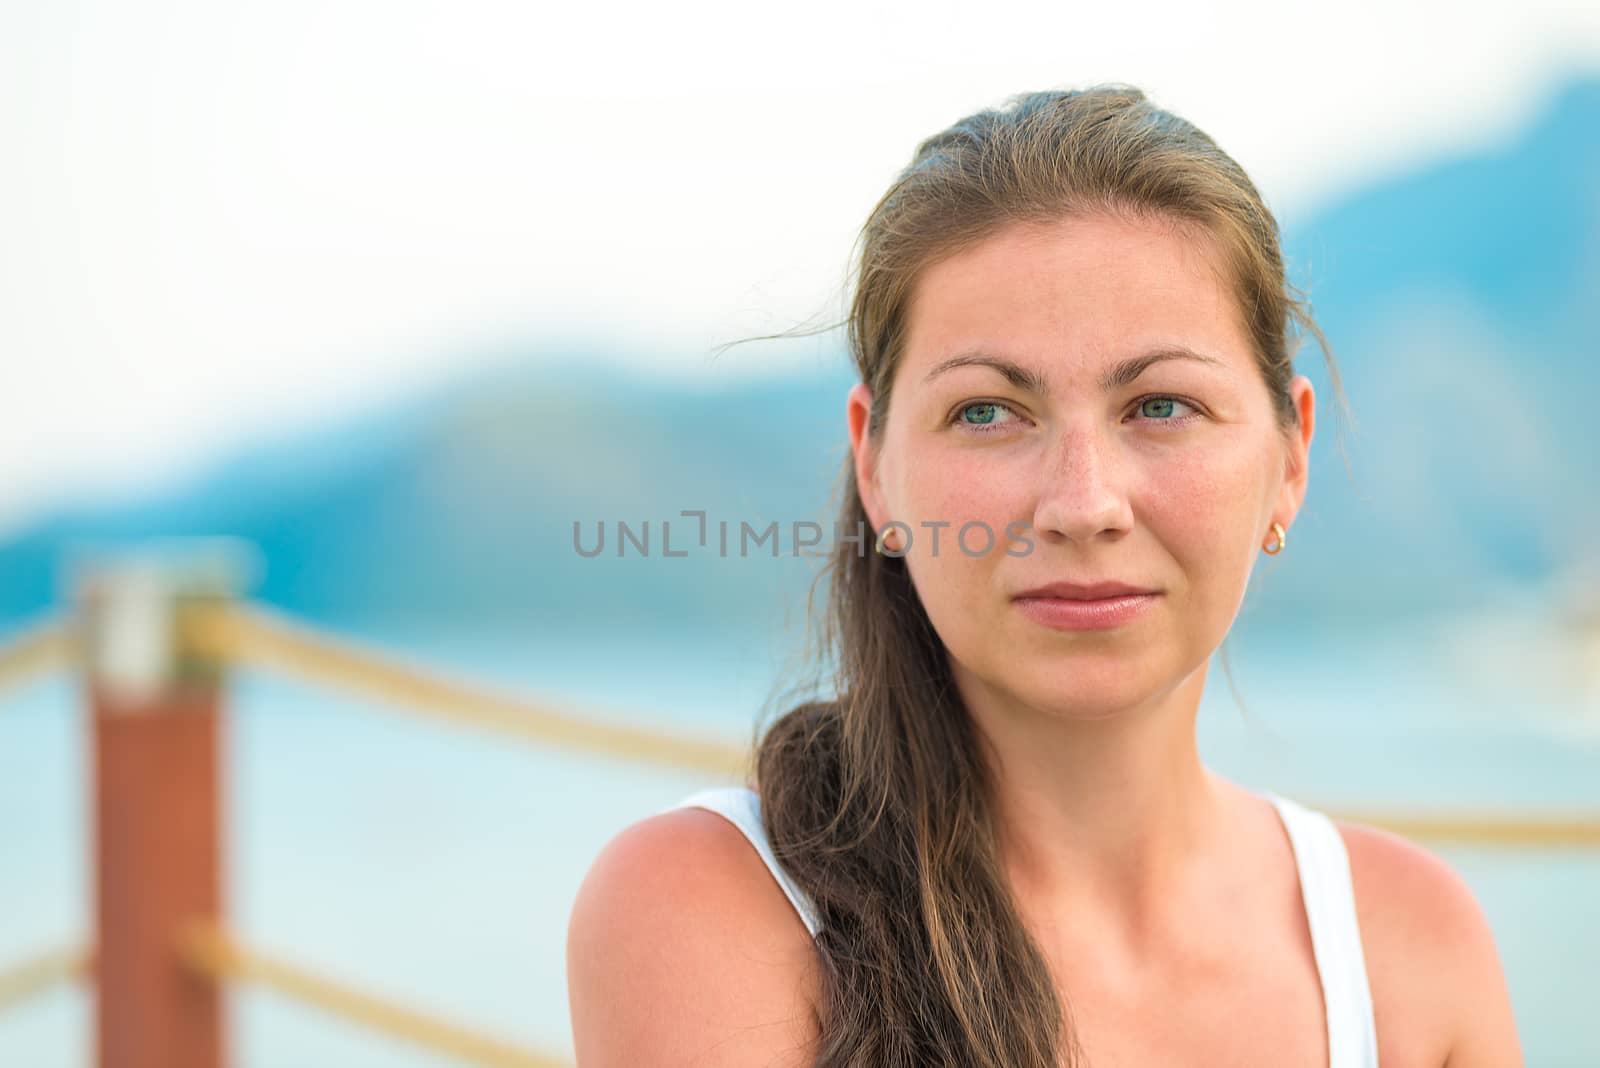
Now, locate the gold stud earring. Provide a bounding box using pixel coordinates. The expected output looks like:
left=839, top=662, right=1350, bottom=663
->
left=1263, top=521, right=1286, bottom=555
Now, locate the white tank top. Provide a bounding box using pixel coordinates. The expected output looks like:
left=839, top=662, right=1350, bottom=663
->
left=664, top=784, right=1380, bottom=1068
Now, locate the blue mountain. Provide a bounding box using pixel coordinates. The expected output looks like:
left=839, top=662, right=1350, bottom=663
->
left=1273, top=72, right=1600, bottom=616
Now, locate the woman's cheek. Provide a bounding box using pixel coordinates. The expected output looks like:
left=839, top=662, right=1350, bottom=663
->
left=900, top=444, right=1004, bottom=530
left=1147, top=440, right=1254, bottom=525
left=896, top=471, right=1008, bottom=609
left=921, top=478, right=1020, bottom=560
left=1145, top=449, right=1263, bottom=608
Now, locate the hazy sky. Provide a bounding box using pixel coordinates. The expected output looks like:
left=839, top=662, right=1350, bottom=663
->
left=3, top=0, right=1598, bottom=534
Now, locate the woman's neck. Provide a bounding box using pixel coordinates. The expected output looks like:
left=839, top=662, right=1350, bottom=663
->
left=957, top=657, right=1233, bottom=953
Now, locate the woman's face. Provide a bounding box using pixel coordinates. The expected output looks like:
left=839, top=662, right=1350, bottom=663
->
left=847, top=212, right=1315, bottom=719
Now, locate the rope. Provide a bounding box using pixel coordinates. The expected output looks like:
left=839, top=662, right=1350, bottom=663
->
left=179, top=923, right=569, bottom=1068
left=1327, top=810, right=1600, bottom=848
left=185, top=603, right=1600, bottom=846
left=0, top=946, right=89, bottom=1014
left=0, top=617, right=74, bottom=698
left=185, top=602, right=750, bottom=778
left=0, top=594, right=1572, bottom=847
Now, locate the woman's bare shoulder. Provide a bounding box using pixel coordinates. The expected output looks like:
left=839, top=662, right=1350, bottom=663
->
left=1335, top=819, right=1523, bottom=1068
left=566, top=805, right=823, bottom=1067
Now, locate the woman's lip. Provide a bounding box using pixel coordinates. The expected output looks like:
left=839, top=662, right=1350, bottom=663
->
left=1012, top=592, right=1160, bottom=631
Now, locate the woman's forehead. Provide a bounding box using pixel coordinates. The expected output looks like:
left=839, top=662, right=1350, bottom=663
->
left=898, top=217, right=1252, bottom=388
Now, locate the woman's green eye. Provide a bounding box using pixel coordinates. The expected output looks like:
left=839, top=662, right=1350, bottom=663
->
left=950, top=401, right=1021, bottom=432
left=1133, top=395, right=1200, bottom=424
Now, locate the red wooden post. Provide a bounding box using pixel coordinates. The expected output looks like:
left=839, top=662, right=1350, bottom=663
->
left=74, top=549, right=245, bottom=1068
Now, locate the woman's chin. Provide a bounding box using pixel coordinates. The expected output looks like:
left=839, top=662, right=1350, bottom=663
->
left=991, top=669, right=1158, bottom=721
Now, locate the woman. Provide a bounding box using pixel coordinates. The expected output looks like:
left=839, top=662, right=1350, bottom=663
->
left=566, top=84, right=1522, bottom=1067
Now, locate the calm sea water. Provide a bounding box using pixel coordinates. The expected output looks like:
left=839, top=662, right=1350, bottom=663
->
left=1, top=611, right=1596, bottom=1066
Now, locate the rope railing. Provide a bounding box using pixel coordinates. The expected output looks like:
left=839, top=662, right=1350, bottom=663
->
left=0, top=616, right=75, bottom=699
left=185, top=602, right=1600, bottom=850
left=1326, top=809, right=1600, bottom=848
left=184, top=602, right=750, bottom=779
left=5, top=599, right=1600, bottom=847
left=178, top=923, right=568, bottom=1068
left=0, top=946, right=91, bottom=1014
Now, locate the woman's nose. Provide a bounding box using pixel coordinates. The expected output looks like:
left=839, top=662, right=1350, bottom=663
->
left=1030, top=423, right=1134, bottom=544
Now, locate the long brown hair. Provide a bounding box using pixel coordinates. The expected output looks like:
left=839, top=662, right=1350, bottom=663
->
left=743, top=82, right=1351, bottom=1068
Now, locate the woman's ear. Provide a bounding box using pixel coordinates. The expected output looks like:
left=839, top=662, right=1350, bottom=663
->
left=847, top=383, right=886, bottom=530
left=1275, top=375, right=1316, bottom=527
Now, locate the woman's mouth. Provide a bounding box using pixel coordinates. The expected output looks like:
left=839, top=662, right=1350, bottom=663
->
left=1011, top=592, right=1161, bottom=631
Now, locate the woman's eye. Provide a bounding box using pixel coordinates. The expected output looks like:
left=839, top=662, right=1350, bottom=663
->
left=1130, top=395, right=1201, bottom=425
left=950, top=401, right=1022, bottom=432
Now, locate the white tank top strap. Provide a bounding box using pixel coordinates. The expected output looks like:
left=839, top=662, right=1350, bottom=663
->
left=663, top=785, right=823, bottom=938
left=1264, top=790, right=1382, bottom=1068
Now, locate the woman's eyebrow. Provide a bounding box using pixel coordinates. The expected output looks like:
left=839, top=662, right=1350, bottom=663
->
left=921, top=346, right=1228, bottom=395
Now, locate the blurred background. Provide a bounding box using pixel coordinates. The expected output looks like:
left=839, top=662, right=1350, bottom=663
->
left=3, top=1, right=1599, bottom=1065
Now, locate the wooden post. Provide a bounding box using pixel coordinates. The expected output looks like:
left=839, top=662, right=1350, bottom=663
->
left=73, top=546, right=248, bottom=1068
